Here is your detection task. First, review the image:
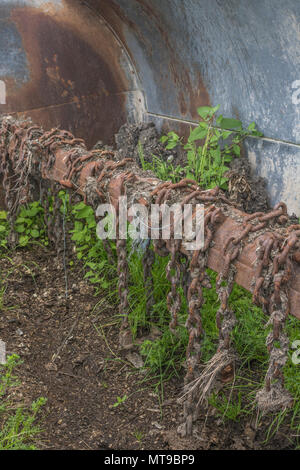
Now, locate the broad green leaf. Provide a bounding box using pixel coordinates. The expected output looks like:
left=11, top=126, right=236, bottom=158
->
left=86, top=262, right=97, bottom=270
left=16, top=217, right=26, bottom=224
left=185, top=171, right=195, bottom=180
left=71, top=232, right=85, bottom=242
left=76, top=206, right=94, bottom=219
left=197, top=104, right=220, bottom=120
left=25, top=207, right=40, bottom=217
left=15, top=225, right=25, bottom=233
left=167, top=131, right=180, bottom=141
left=209, top=135, right=220, bottom=145
left=74, top=221, right=83, bottom=231
left=73, top=201, right=87, bottom=211
left=84, top=271, right=94, bottom=279
left=30, top=229, right=40, bottom=238
left=198, top=121, right=209, bottom=128
left=216, top=114, right=223, bottom=125
left=18, top=235, right=29, bottom=246
left=89, top=277, right=101, bottom=284
left=88, top=219, right=96, bottom=228
left=211, top=104, right=221, bottom=114
left=221, top=131, right=233, bottom=140
left=166, top=142, right=178, bottom=150
left=219, top=117, right=242, bottom=130
left=188, top=127, right=207, bottom=142
left=220, top=177, right=229, bottom=189
left=233, top=144, right=241, bottom=156
left=211, top=147, right=221, bottom=163
left=247, top=122, right=256, bottom=131
left=197, top=106, right=212, bottom=120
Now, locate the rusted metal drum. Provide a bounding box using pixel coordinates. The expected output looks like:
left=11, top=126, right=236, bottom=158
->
left=0, top=0, right=300, bottom=215
left=0, top=0, right=145, bottom=148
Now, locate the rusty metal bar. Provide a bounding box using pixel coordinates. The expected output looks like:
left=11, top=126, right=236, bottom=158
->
left=0, top=115, right=299, bottom=320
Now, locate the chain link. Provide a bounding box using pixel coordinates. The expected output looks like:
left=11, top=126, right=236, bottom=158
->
left=1, top=115, right=300, bottom=435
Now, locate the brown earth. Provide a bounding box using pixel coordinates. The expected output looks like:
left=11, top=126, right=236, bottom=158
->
left=0, top=242, right=296, bottom=450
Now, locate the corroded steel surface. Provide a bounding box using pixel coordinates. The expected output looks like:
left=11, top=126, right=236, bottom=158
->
left=0, top=0, right=300, bottom=215
left=0, top=0, right=144, bottom=148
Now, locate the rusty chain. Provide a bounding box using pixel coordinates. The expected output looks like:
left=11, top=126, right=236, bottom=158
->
left=142, top=240, right=156, bottom=321
left=1, top=116, right=300, bottom=436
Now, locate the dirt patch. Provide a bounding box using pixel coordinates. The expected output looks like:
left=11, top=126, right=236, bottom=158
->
left=226, top=156, right=269, bottom=213
left=0, top=244, right=295, bottom=450
left=114, top=122, right=172, bottom=165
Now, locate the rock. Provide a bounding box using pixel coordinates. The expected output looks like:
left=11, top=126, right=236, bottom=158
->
left=125, top=352, right=144, bottom=369
left=152, top=421, right=163, bottom=430
left=118, top=329, right=134, bottom=350
left=73, top=353, right=89, bottom=366
left=244, top=422, right=256, bottom=445
left=45, top=362, right=58, bottom=371
left=231, top=436, right=247, bottom=450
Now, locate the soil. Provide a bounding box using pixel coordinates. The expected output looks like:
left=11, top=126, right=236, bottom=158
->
left=114, top=122, right=169, bottom=165
left=225, top=157, right=269, bottom=213
left=0, top=244, right=295, bottom=450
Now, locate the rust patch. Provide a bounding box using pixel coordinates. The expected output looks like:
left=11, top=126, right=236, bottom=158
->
left=15, top=94, right=127, bottom=148
left=10, top=6, right=126, bottom=108
left=127, top=0, right=211, bottom=118
left=179, top=91, right=188, bottom=116
left=90, top=0, right=210, bottom=119
left=4, top=3, right=134, bottom=146
left=2, top=0, right=210, bottom=145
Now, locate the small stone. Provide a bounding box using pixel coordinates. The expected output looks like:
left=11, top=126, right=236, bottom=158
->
left=244, top=423, right=256, bottom=443
left=119, top=329, right=134, bottom=350
left=125, top=352, right=144, bottom=369
left=45, top=362, right=58, bottom=371
left=152, top=421, right=163, bottom=430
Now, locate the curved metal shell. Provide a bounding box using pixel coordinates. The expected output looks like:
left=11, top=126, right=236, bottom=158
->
left=0, top=0, right=299, bottom=214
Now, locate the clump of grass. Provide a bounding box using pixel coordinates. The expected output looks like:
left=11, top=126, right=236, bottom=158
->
left=0, top=210, right=9, bottom=250
left=70, top=200, right=118, bottom=297
left=0, top=355, right=46, bottom=450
